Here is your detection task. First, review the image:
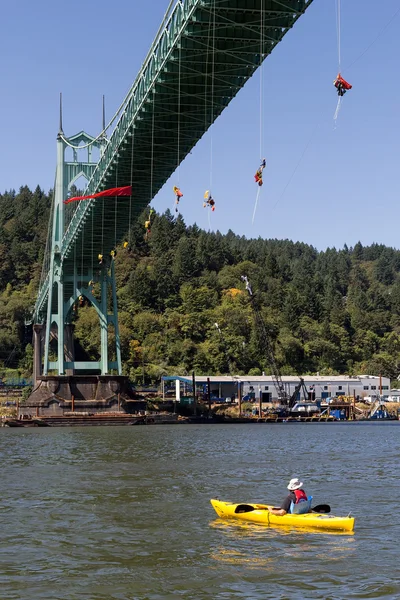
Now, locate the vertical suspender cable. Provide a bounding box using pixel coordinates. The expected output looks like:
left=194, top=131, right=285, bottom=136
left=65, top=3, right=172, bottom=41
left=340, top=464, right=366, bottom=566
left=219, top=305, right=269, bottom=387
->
left=74, top=241, right=76, bottom=296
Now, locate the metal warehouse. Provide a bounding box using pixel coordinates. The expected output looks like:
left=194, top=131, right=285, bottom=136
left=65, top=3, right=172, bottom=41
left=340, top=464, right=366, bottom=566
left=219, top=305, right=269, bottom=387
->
left=162, top=374, right=389, bottom=403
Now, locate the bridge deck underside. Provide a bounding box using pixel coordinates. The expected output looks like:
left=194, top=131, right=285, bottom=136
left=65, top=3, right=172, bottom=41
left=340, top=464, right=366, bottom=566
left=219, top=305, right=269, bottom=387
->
left=64, top=0, right=312, bottom=261
left=37, top=0, right=313, bottom=320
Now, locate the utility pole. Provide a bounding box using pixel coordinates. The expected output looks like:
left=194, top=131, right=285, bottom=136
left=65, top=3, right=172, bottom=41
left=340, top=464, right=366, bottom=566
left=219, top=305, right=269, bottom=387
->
left=214, top=322, right=238, bottom=405
left=241, top=275, right=288, bottom=406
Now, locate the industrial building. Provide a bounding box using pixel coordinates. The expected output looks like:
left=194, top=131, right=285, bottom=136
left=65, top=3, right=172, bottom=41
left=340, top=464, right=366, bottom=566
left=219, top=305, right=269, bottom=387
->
left=162, top=374, right=390, bottom=403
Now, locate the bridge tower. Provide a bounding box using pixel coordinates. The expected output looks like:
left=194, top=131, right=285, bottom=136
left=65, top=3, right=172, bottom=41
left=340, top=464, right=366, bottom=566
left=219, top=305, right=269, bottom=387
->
left=34, top=97, right=122, bottom=383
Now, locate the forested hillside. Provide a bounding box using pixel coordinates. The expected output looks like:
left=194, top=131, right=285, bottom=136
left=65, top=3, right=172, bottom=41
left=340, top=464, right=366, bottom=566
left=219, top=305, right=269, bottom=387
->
left=1, top=186, right=400, bottom=383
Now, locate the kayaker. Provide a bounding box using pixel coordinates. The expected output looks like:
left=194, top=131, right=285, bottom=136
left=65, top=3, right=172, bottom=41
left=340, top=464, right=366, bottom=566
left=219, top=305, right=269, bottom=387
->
left=269, top=478, right=309, bottom=516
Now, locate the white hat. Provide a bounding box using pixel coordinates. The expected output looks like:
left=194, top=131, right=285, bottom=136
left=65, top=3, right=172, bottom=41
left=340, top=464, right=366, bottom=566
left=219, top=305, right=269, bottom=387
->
left=287, top=477, right=303, bottom=491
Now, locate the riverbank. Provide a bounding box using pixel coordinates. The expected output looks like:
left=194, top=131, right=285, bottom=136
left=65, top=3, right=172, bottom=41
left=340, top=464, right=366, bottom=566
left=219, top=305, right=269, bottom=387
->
left=2, top=412, right=179, bottom=427
left=4, top=397, right=399, bottom=427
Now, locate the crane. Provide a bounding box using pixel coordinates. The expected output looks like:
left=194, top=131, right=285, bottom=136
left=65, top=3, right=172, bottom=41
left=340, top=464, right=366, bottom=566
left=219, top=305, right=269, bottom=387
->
left=241, top=276, right=308, bottom=409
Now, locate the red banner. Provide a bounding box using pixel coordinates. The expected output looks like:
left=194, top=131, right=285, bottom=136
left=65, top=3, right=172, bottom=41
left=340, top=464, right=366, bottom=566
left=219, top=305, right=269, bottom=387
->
left=64, top=185, right=132, bottom=204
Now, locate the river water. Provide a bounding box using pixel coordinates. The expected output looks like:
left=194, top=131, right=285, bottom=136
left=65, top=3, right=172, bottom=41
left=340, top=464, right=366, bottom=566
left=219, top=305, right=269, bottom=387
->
left=1, top=422, right=399, bottom=599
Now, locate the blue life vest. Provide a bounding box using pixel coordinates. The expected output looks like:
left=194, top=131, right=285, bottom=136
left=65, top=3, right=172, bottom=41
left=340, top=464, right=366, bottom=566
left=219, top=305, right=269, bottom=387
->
left=289, top=491, right=313, bottom=514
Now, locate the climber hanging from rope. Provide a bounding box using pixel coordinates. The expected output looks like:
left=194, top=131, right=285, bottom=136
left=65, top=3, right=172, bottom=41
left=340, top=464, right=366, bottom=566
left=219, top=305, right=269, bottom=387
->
left=333, top=73, right=352, bottom=96
left=144, top=208, right=155, bottom=240
left=173, top=186, right=183, bottom=213
left=203, top=190, right=215, bottom=211
left=254, top=158, right=266, bottom=187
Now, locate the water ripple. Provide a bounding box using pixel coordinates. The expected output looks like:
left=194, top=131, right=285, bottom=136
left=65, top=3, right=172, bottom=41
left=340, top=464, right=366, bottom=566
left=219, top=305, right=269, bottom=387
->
left=1, top=422, right=399, bottom=599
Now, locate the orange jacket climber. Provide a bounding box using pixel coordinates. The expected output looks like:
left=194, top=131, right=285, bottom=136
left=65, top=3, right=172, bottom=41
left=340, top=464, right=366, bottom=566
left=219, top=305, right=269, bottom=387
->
left=203, top=190, right=215, bottom=211
left=173, top=186, right=183, bottom=212
left=254, top=158, right=266, bottom=186
left=334, top=73, right=352, bottom=96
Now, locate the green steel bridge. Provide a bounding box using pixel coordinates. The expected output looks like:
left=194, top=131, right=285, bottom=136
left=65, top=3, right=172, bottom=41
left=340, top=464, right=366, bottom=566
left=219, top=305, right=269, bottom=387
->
left=32, top=0, right=314, bottom=380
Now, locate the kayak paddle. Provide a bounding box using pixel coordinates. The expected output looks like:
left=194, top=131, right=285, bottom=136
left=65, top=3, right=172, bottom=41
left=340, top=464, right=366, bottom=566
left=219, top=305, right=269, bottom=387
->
left=234, top=503, right=331, bottom=514
left=311, top=504, right=331, bottom=514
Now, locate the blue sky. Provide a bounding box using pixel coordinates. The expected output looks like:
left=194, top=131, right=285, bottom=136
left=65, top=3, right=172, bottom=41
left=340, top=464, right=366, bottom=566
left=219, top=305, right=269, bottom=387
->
left=1, top=0, right=399, bottom=250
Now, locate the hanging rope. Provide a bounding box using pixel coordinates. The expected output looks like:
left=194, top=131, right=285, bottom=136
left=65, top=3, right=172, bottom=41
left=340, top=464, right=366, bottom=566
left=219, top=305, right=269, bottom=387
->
left=101, top=197, right=105, bottom=257
left=81, top=223, right=85, bottom=292
left=150, top=89, right=156, bottom=202
left=252, top=187, right=261, bottom=225
left=172, top=39, right=183, bottom=217
left=114, top=162, right=118, bottom=249
left=333, top=0, right=342, bottom=125
left=74, top=241, right=77, bottom=299
left=252, top=0, right=265, bottom=225
left=335, top=0, right=341, bottom=71
left=177, top=41, right=182, bottom=183
left=333, top=97, right=342, bottom=126
left=345, top=5, right=400, bottom=72
left=200, top=2, right=214, bottom=227
left=209, top=0, right=216, bottom=196
left=91, top=204, right=94, bottom=276
left=272, top=124, right=319, bottom=211
left=128, top=127, right=135, bottom=245
left=259, top=0, right=264, bottom=161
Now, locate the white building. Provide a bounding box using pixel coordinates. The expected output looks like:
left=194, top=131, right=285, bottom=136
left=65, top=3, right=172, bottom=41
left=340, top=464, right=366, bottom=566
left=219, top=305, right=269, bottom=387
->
left=163, top=374, right=390, bottom=402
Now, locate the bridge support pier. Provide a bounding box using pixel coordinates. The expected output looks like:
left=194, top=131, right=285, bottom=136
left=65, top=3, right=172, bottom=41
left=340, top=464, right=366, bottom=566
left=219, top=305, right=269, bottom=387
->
left=100, top=270, right=109, bottom=374
left=33, top=324, right=44, bottom=384
left=65, top=324, right=75, bottom=376
left=25, top=375, right=140, bottom=416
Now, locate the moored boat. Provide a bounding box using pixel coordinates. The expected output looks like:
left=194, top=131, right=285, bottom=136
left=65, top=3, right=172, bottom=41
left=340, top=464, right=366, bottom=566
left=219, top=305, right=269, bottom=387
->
left=210, top=499, right=354, bottom=532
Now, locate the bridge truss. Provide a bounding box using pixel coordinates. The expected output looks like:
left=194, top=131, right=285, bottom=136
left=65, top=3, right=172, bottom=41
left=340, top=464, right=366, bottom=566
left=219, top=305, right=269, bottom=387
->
left=33, top=0, right=314, bottom=378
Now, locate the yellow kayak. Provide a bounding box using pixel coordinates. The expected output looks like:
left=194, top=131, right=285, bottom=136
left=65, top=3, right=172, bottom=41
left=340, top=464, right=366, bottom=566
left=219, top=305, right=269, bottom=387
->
left=210, top=499, right=355, bottom=532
